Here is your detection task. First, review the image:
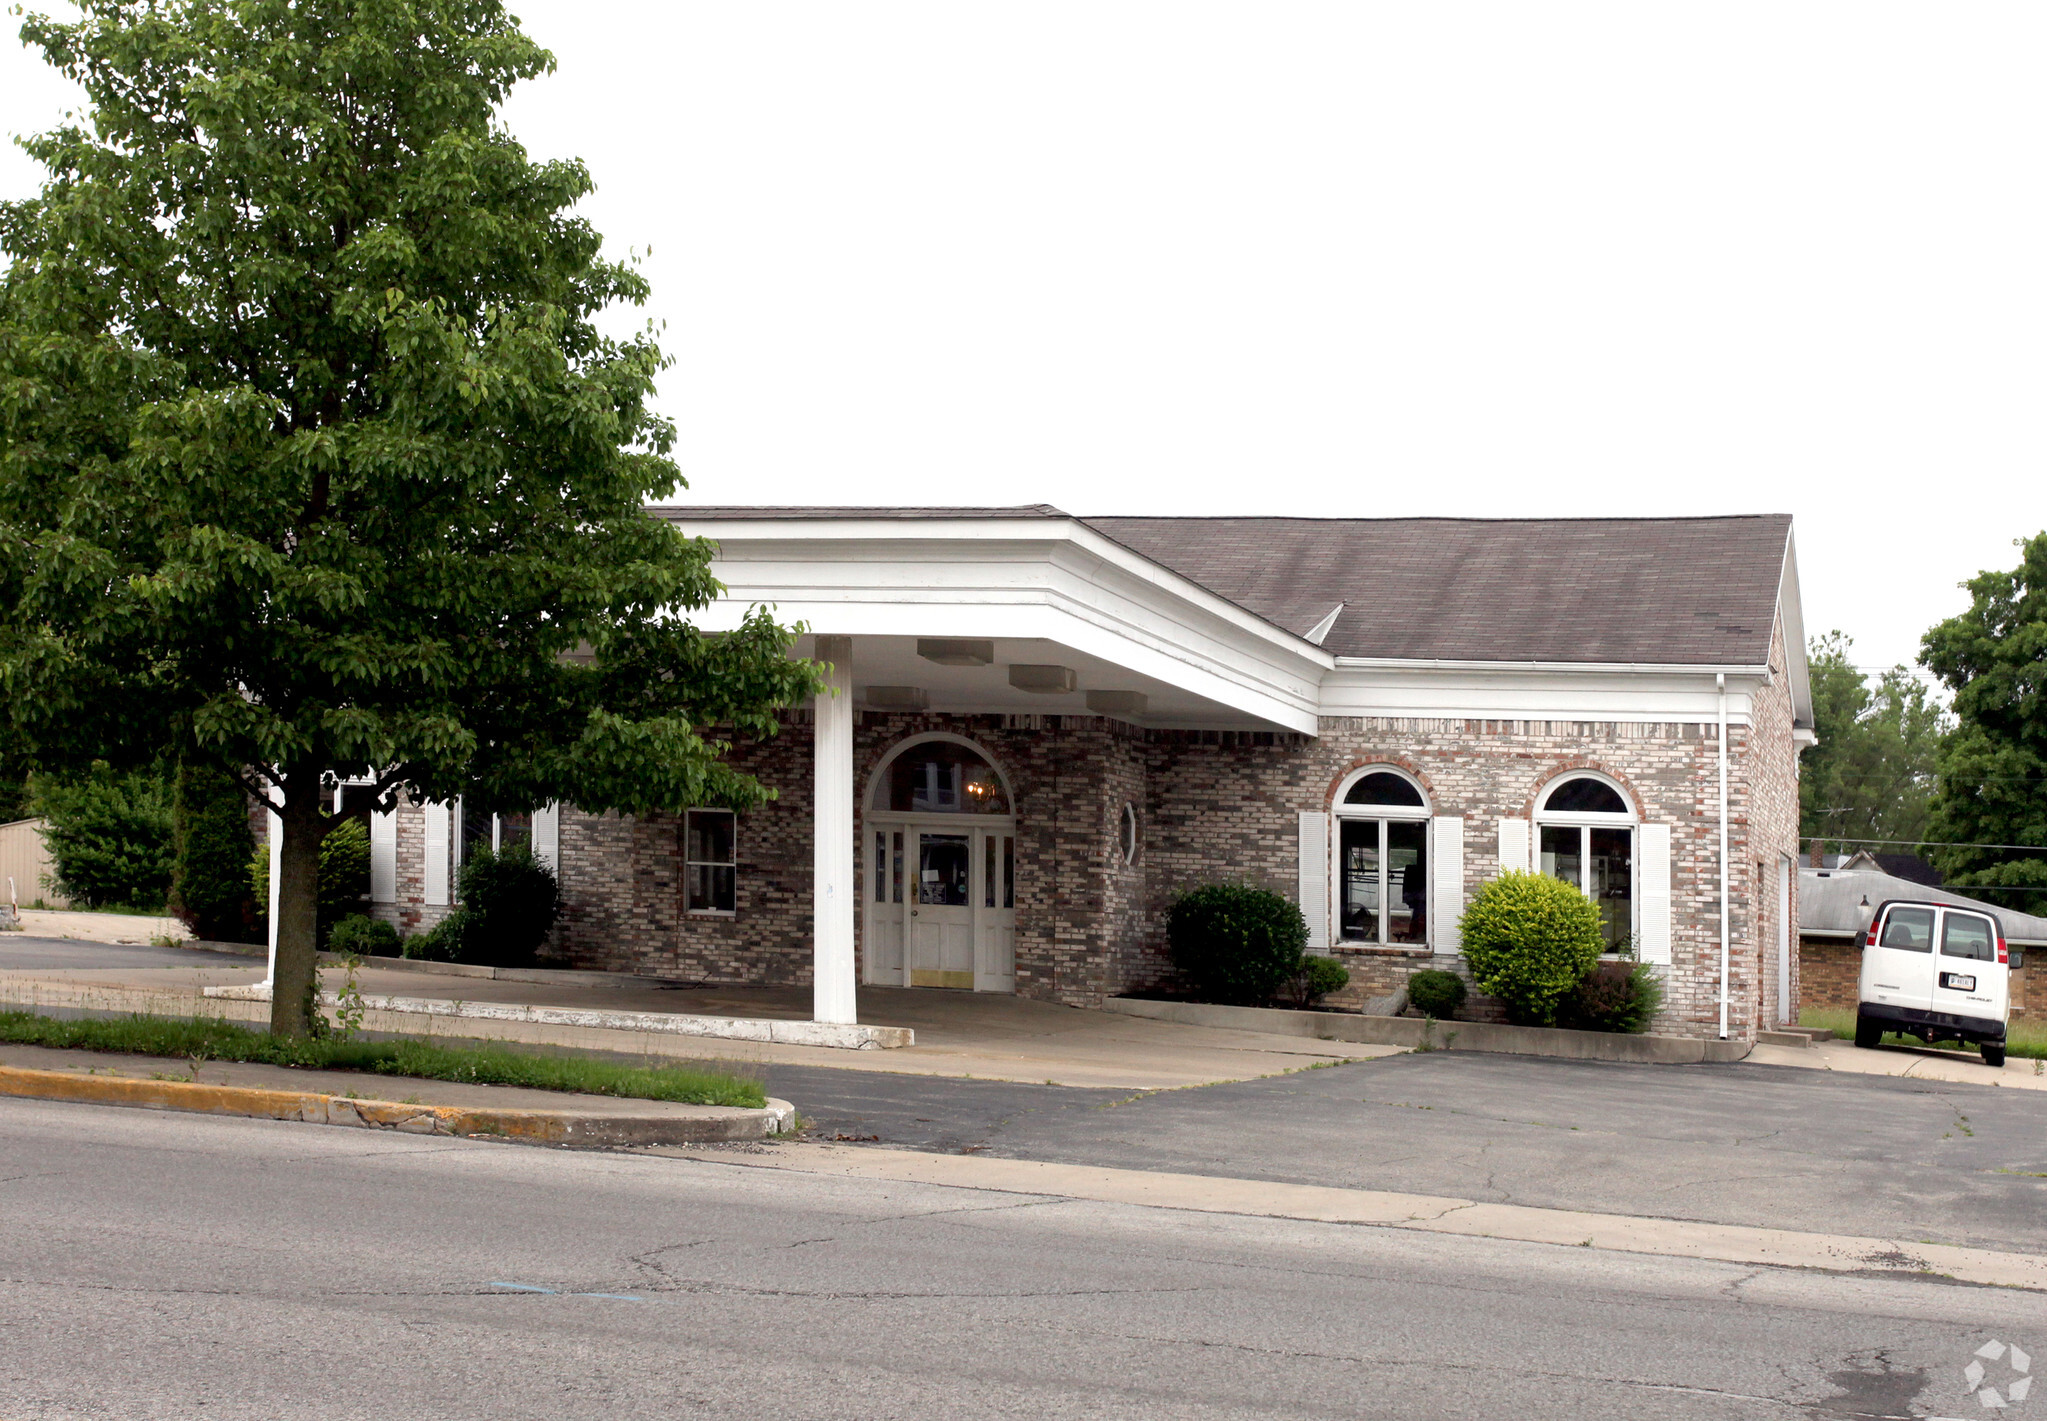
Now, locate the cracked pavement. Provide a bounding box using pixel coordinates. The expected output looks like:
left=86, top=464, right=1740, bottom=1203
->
left=4, top=1094, right=2041, bottom=1420
left=763, top=1050, right=2047, bottom=1255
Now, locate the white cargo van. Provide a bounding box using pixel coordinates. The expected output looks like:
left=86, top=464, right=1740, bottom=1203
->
left=1855, top=899, right=2011, bottom=1067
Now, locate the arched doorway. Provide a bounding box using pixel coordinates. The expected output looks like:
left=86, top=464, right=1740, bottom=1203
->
left=864, top=735, right=1017, bottom=992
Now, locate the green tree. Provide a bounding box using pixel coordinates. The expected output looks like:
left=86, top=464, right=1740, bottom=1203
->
left=1799, top=631, right=1948, bottom=850
left=170, top=759, right=256, bottom=941
left=28, top=763, right=174, bottom=907
left=0, top=0, right=820, bottom=1034
left=1920, top=533, right=2047, bottom=896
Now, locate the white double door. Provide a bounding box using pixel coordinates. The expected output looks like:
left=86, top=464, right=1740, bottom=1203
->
left=866, top=818, right=1016, bottom=992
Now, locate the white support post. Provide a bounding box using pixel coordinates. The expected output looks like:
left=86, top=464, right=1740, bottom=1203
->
left=813, top=636, right=857, bottom=1025
left=263, top=806, right=282, bottom=988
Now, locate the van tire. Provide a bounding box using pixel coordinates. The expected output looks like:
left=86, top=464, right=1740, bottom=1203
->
left=1982, top=1044, right=2006, bottom=1069
left=1853, top=1013, right=1882, bottom=1049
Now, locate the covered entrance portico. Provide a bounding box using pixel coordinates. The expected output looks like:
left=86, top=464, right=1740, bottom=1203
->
left=665, top=507, right=1332, bottom=1029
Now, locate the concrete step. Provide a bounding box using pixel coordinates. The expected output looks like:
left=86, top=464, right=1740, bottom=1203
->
left=1757, top=1027, right=1836, bottom=1048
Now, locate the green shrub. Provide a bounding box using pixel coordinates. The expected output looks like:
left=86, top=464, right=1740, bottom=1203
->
left=402, top=910, right=470, bottom=962
left=1286, top=954, right=1350, bottom=1006
left=1459, top=870, right=1605, bottom=1026
left=1168, top=883, right=1307, bottom=1005
left=28, top=763, right=174, bottom=908
left=1557, top=961, right=1664, bottom=1034
left=169, top=761, right=256, bottom=941
left=455, top=842, right=560, bottom=968
left=247, top=816, right=374, bottom=944
left=327, top=913, right=400, bottom=959
left=1406, top=968, right=1467, bottom=1020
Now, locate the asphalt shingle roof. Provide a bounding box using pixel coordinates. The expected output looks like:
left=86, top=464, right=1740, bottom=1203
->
left=1084, top=515, right=1792, bottom=665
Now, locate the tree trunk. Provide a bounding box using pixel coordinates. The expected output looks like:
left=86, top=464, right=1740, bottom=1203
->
left=268, top=784, right=326, bottom=1037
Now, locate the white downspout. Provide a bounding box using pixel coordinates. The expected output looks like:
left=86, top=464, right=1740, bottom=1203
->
left=1716, top=673, right=1730, bottom=1040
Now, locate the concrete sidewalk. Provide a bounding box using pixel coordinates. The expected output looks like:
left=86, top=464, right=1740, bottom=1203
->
left=665, top=1139, right=2047, bottom=1293
left=0, top=945, right=1388, bottom=1089
left=1750, top=1035, right=2047, bottom=1090
left=0, top=1040, right=793, bottom=1144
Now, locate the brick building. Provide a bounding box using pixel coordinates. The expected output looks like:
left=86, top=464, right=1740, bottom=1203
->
left=368, top=508, right=1815, bottom=1044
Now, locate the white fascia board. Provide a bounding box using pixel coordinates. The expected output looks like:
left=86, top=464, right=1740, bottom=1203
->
left=677, top=516, right=1331, bottom=667
left=1320, top=661, right=1768, bottom=724
left=1777, top=527, right=1814, bottom=729
left=671, top=524, right=1326, bottom=734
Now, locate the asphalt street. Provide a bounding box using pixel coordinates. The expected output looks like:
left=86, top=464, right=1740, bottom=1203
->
left=0, top=934, right=254, bottom=971
left=1, top=1095, right=2038, bottom=1420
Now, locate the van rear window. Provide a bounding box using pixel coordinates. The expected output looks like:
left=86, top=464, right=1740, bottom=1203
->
left=1941, top=913, right=1995, bottom=962
left=1879, top=907, right=1935, bottom=952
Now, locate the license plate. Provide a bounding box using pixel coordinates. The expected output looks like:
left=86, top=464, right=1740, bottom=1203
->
left=1939, top=972, right=1977, bottom=992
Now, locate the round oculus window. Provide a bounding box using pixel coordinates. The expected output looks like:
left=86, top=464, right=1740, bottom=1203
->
left=1119, top=803, right=1140, bottom=865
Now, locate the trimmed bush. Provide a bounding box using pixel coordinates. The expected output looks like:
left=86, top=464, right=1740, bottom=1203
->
left=169, top=761, right=256, bottom=941
left=327, top=913, right=400, bottom=960
left=29, top=763, right=173, bottom=908
left=1558, top=961, right=1664, bottom=1034
left=1459, top=870, right=1605, bottom=1026
left=454, top=842, right=560, bottom=968
left=1168, top=883, right=1307, bottom=1005
left=1406, top=968, right=1467, bottom=1020
left=1289, top=954, right=1350, bottom=1006
left=403, top=910, right=470, bottom=962
left=247, top=816, right=375, bottom=944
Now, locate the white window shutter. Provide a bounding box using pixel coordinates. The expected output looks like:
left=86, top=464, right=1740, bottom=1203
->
left=533, top=802, right=560, bottom=875
left=1298, top=811, right=1330, bottom=949
left=422, top=802, right=451, bottom=906
left=1496, top=817, right=1530, bottom=875
left=1430, top=816, right=1464, bottom=952
left=369, top=810, right=397, bottom=904
left=1638, top=822, right=1672, bottom=964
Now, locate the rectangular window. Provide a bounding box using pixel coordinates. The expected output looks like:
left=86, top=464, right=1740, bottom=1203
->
left=1879, top=906, right=1935, bottom=952
left=1339, top=818, right=1426, bottom=945
left=1940, top=912, right=1995, bottom=962
left=685, top=810, right=737, bottom=914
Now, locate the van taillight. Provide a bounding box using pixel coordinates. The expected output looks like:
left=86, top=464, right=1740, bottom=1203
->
left=1865, top=915, right=1882, bottom=948
left=1998, top=933, right=2009, bottom=966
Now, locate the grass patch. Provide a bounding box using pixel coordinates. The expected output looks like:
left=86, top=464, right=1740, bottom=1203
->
left=1799, top=1007, right=2047, bottom=1060
left=0, top=1010, right=767, bottom=1108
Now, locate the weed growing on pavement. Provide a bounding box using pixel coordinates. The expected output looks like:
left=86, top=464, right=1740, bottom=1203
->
left=0, top=1010, right=767, bottom=1108
left=330, top=952, right=368, bottom=1040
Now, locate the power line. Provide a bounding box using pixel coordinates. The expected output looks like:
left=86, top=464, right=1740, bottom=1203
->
left=1803, top=835, right=2047, bottom=852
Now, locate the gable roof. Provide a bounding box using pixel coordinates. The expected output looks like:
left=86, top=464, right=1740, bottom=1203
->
left=1083, top=515, right=1793, bottom=665
left=658, top=506, right=1794, bottom=669
left=1799, top=867, right=2047, bottom=945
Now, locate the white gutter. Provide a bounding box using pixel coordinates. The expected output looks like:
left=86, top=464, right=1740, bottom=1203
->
left=1717, top=672, right=1730, bottom=1040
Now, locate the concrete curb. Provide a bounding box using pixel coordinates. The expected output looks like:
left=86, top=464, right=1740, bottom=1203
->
left=0, top=1064, right=796, bottom=1145
left=1104, top=996, right=1752, bottom=1064
left=200, top=982, right=913, bottom=1050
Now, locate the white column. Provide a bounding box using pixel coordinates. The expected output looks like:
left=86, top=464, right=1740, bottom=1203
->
left=813, top=635, right=857, bottom=1025
left=263, top=806, right=282, bottom=988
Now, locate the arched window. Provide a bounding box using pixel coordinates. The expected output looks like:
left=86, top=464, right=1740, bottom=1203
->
left=877, top=739, right=1011, bottom=815
left=1334, top=767, right=1430, bottom=946
left=1535, top=773, right=1635, bottom=953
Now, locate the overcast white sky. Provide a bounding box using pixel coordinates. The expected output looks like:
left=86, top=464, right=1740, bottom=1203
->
left=4, top=3, right=2042, bottom=673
